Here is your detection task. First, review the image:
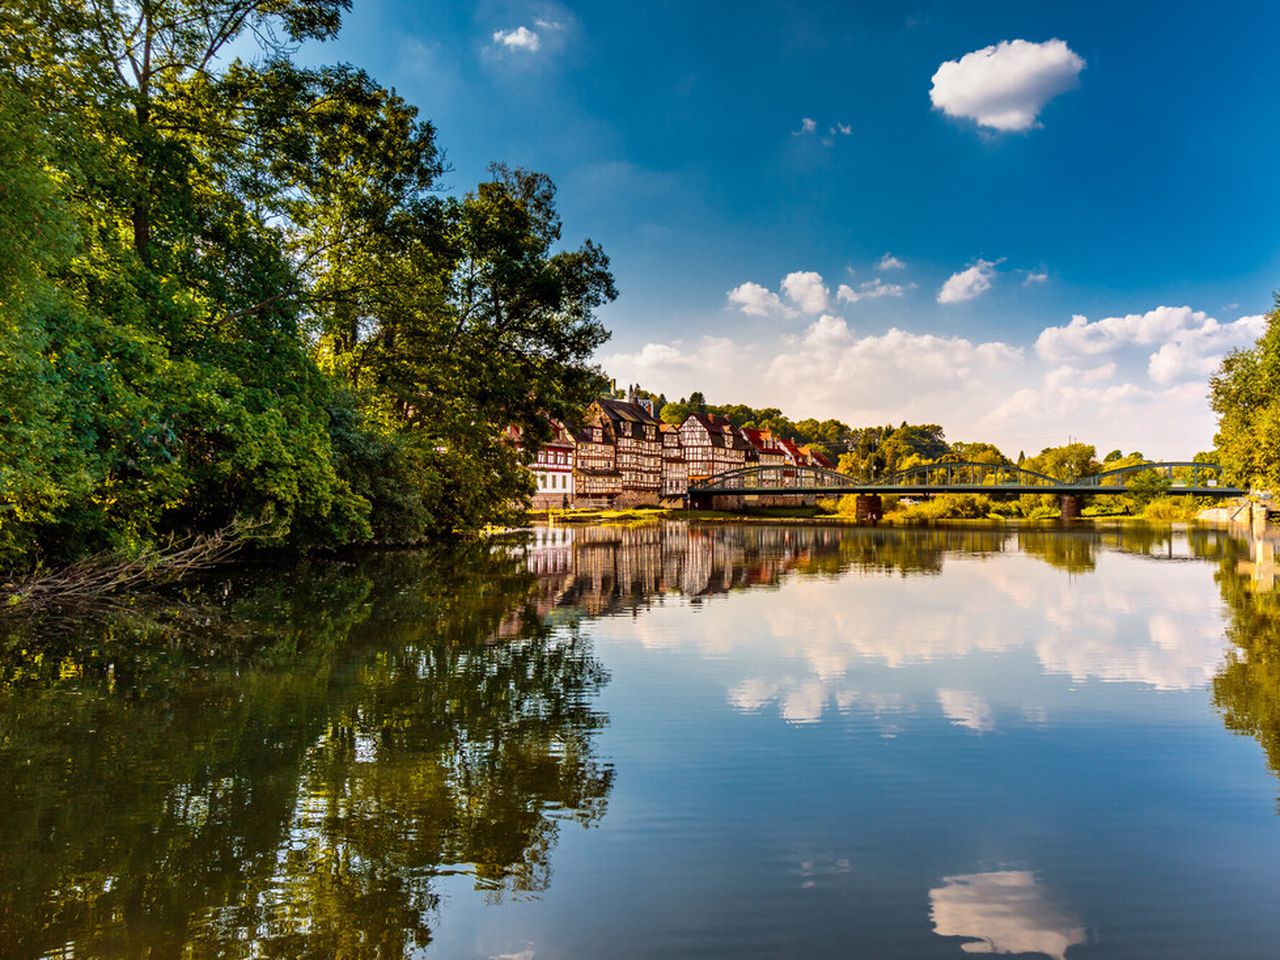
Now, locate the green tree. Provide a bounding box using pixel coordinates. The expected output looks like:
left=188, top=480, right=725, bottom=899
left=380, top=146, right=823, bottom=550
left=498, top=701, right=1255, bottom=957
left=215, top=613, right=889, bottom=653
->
left=0, top=0, right=615, bottom=566
left=1211, top=299, right=1280, bottom=490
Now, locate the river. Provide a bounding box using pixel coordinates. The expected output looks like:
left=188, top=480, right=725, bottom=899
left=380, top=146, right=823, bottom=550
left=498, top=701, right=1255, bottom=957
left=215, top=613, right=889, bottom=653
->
left=3, top=521, right=1280, bottom=959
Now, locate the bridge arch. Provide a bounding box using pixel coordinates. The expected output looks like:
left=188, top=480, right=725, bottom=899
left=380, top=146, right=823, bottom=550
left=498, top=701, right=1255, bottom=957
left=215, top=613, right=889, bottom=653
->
left=689, top=464, right=858, bottom=492
left=875, top=460, right=1063, bottom=489
left=1072, top=461, right=1227, bottom=488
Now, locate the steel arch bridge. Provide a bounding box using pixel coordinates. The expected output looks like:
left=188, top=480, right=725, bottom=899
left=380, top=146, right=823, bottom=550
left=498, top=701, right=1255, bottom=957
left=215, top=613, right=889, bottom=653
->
left=687, top=460, right=1244, bottom=499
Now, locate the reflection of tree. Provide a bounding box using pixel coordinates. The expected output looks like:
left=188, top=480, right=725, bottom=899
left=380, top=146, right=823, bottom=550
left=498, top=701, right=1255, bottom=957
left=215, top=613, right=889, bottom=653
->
left=0, top=547, right=612, bottom=957
left=1210, top=536, right=1280, bottom=793
left=1017, top=528, right=1099, bottom=573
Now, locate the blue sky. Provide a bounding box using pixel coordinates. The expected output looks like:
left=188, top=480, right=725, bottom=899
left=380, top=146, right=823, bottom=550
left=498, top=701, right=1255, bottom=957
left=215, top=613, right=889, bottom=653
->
left=300, top=1, right=1280, bottom=456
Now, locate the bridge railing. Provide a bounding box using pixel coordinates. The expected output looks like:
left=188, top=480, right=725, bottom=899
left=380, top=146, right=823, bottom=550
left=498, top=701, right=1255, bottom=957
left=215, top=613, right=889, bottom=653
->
left=1072, top=461, right=1225, bottom=489
left=688, top=464, right=859, bottom=491
left=876, top=461, right=1065, bottom=488
left=689, top=459, right=1233, bottom=493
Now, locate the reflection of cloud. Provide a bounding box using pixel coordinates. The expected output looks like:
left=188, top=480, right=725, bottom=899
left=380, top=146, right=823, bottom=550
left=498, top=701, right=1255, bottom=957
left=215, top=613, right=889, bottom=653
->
left=937, top=689, right=995, bottom=732
left=590, top=538, right=1228, bottom=727
left=930, top=871, right=1085, bottom=960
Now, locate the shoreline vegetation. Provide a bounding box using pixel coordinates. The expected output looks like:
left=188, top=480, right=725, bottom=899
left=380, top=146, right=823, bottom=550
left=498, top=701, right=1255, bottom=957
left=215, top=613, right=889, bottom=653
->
left=522, top=497, right=1230, bottom=527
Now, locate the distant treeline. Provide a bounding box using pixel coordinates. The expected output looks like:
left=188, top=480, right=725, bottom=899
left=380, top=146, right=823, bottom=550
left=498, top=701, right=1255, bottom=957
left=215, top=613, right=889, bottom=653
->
left=0, top=1, right=614, bottom=570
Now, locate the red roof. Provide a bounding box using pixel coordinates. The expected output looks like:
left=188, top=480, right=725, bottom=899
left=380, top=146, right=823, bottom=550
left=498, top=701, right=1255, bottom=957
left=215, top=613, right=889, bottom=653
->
left=776, top=438, right=810, bottom=465
left=808, top=449, right=836, bottom=469
left=740, top=427, right=784, bottom=456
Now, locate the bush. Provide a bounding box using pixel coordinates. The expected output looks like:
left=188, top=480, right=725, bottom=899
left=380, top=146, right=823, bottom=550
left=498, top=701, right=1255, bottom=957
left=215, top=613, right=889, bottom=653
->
left=896, top=493, right=994, bottom=521
left=1142, top=497, right=1200, bottom=522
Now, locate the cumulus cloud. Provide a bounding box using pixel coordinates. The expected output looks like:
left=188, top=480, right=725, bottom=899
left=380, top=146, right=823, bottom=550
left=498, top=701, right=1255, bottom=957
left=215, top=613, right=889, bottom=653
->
left=794, top=117, right=818, bottom=135
left=930, top=38, right=1085, bottom=132
left=1037, top=306, right=1209, bottom=359
left=1036, top=306, right=1265, bottom=385
left=781, top=271, right=832, bottom=313
left=766, top=320, right=1023, bottom=420
left=938, top=259, right=997, bottom=303
left=837, top=278, right=906, bottom=303
left=1147, top=314, right=1265, bottom=384
left=878, top=253, right=906, bottom=271
left=491, top=25, right=541, bottom=51
left=727, top=281, right=794, bottom=317
left=1024, top=270, right=1049, bottom=285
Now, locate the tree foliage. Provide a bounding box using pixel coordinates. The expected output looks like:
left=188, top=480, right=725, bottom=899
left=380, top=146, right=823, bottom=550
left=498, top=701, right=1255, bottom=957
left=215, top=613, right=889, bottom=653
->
left=1211, top=298, right=1280, bottom=491
left=0, top=0, right=614, bottom=567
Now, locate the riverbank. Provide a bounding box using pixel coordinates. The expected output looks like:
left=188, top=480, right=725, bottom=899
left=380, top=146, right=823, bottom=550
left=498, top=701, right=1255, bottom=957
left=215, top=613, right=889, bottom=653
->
left=523, top=504, right=1261, bottom=528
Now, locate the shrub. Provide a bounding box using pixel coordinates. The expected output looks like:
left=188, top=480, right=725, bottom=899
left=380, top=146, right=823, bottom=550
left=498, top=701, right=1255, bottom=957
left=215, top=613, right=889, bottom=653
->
left=897, top=493, right=994, bottom=521
left=1142, top=497, right=1200, bottom=522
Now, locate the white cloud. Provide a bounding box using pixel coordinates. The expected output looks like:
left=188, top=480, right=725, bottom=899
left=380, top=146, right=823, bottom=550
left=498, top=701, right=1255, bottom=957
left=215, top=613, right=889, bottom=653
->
left=938, top=259, right=997, bottom=303
left=1147, top=314, right=1265, bottom=385
left=878, top=253, right=906, bottom=271
left=837, top=278, right=906, bottom=303
left=1036, top=306, right=1209, bottom=359
left=1024, top=270, right=1049, bottom=285
left=727, top=281, right=794, bottom=318
left=1036, top=306, right=1265, bottom=386
left=781, top=271, right=832, bottom=313
left=930, top=38, right=1085, bottom=132
left=492, top=25, right=541, bottom=51
left=534, top=17, right=565, bottom=30
left=835, top=122, right=853, bottom=136
left=794, top=117, right=817, bottom=135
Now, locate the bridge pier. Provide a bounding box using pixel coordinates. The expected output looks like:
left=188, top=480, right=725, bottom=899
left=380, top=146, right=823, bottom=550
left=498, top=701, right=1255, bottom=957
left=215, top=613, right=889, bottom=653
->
left=1060, top=494, right=1081, bottom=521
left=855, top=493, right=883, bottom=523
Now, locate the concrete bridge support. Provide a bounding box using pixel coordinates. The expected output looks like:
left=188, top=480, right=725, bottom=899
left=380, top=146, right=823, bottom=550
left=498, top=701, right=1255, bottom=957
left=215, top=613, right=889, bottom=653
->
left=855, top=494, right=883, bottom=523
left=1060, top=494, right=1081, bottom=521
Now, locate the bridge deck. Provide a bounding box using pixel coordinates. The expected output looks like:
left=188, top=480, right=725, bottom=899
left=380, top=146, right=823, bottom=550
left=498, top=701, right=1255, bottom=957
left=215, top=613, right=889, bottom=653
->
left=690, top=484, right=1244, bottom=497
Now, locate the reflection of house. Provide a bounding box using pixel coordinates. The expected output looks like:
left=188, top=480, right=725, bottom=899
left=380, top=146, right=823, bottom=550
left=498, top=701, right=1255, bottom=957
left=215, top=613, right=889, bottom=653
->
left=680, top=413, right=751, bottom=481
left=587, top=398, right=662, bottom=505
left=660, top=423, right=689, bottom=499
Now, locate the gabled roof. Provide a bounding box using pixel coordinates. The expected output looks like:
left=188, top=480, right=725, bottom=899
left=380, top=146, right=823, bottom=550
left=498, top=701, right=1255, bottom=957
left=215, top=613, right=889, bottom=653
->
left=777, top=438, right=810, bottom=464
left=740, top=427, right=784, bottom=456
left=595, top=397, right=660, bottom=425
left=571, top=422, right=610, bottom=444
left=807, top=448, right=836, bottom=469
left=682, top=412, right=752, bottom=450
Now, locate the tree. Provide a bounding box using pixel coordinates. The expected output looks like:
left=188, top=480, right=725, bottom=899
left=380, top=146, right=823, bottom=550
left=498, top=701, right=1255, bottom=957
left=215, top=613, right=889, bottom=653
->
left=1127, top=469, right=1172, bottom=509
left=0, top=0, right=615, bottom=565
left=1211, top=299, right=1280, bottom=491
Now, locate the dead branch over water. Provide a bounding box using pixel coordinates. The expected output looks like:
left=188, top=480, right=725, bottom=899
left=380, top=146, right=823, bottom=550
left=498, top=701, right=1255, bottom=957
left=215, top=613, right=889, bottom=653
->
left=2, top=525, right=250, bottom=616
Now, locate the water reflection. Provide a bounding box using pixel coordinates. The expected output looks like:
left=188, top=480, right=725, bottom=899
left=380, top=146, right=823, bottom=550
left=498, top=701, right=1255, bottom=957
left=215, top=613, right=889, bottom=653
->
left=2, top=521, right=1280, bottom=957
left=930, top=871, right=1086, bottom=959
left=0, top=549, right=612, bottom=958
left=1211, top=529, right=1280, bottom=793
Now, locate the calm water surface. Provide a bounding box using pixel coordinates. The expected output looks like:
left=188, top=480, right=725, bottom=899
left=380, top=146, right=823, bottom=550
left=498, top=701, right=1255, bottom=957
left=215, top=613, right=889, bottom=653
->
left=4, top=522, right=1280, bottom=959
